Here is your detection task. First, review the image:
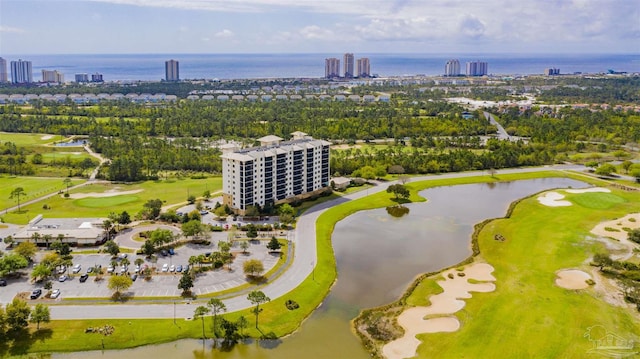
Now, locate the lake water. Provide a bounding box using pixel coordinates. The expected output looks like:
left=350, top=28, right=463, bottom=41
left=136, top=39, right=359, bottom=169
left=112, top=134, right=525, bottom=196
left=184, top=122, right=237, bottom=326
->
left=53, top=177, right=587, bottom=359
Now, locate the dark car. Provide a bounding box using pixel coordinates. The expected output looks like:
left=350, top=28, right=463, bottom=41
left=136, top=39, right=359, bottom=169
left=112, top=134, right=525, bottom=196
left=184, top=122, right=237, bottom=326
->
left=0, top=279, right=7, bottom=286
left=130, top=274, right=138, bottom=281
left=79, top=274, right=89, bottom=282
left=30, top=289, right=42, bottom=299
left=160, top=249, right=168, bottom=257
left=168, top=248, right=175, bottom=255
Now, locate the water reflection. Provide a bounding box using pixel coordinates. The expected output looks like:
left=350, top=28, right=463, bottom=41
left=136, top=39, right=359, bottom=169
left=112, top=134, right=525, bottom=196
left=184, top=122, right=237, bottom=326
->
left=54, top=178, right=587, bottom=359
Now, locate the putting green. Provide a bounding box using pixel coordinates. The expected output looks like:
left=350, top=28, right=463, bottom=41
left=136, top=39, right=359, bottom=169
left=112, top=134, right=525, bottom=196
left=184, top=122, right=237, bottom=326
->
left=567, top=192, right=626, bottom=209
left=73, top=195, right=140, bottom=208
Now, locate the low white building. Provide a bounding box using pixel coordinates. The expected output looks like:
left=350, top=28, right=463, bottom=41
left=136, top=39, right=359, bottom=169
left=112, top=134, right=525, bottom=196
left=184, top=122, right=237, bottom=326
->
left=12, top=215, right=106, bottom=247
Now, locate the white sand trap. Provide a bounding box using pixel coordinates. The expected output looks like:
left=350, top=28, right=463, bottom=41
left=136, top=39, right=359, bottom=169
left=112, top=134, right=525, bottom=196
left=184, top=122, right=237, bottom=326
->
left=68, top=189, right=143, bottom=199
left=566, top=187, right=610, bottom=194
left=555, top=269, right=591, bottom=290
left=383, top=262, right=496, bottom=359
left=537, top=191, right=572, bottom=207
left=41, top=135, right=53, bottom=140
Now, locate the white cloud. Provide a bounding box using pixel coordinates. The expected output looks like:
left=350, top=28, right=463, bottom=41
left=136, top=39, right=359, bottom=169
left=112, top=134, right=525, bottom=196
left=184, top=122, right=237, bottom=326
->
left=0, top=25, right=26, bottom=34
left=215, top=29, right=234, bottom=38
left=299, top=25, right=334, bottom=40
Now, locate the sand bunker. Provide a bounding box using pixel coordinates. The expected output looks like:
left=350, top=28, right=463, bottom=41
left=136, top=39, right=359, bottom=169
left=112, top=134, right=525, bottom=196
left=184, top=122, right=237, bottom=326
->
left=382, top=262, right=496, bottom=359
left=537, top=191, right=571, bottom=207
left=566, top=187, right=610, bottom=194
left=41, top=135, right=53, bottom=140
left=555, top=269, right=592, bottom=290
left=591, top=213, right=640, bottom=241
left=68, top=189, right=143, bottom=199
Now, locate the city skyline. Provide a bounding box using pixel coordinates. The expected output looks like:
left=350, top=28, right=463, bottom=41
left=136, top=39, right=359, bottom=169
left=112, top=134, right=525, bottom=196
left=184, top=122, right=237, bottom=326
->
left=1, top=0, right=637, bottom=55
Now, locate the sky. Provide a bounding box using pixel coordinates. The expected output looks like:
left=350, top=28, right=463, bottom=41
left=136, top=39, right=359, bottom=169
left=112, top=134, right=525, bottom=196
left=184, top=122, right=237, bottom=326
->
left=1, top=0, right=639, bottom=54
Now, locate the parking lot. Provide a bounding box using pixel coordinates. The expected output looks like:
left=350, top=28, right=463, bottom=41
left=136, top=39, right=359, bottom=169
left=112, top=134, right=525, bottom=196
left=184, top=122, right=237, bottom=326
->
left=0, top=227, right=284, bottom=303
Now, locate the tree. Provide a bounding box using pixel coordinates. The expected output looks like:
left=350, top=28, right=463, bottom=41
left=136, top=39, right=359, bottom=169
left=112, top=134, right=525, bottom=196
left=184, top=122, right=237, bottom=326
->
left=247, top=290, right=270, bottom=328
left=178, top=269, right=194, bottom=296
left=245, top=205, right=260, bottom=217
left=628, top=229, right=640, bottom=245
left=102, top=219, right=113, bottom=240
left=107, top=275, right=133, bottom=298
left=10, top=187, right=26, bottom=212
left=595, top=163, right=616, bottom=176
left=203, top=190, right=211, bottom=199
left=266, top=237, right=282, bottom=252
left=240, top=241, right=250, bottom=254
left=141, top=240, right=156, bottom=257
left=5, top=298, right=31, bottom=331
left=220, top=318, right=239, bottom=343
left=31, top=263, right=53, bottom=282
left=104, top=240, right=120, bottom=257
left=140, top=199, right=163, bottom=219
left=30, top=303, right=50, bottom=330
left=134, top=258, right=144, bottom=267
left=246, top=224, right=258, bottom=239
left=14, top=242, right=37, bottom=261
left=149, top=228, right=174, bottom=246
left=118, top=211, right=131, bottom=226
left=187, top=195, right=196, bottom=204
left=0, top=253, right=28, bottom=277
left=207, top=298, right=227, bottom=337
left=194, top=305, right=210, bottom=339
left=63, top=178, right=72, bottom=195
left=50, top=241, right=71, bottom=256
left=386, top=184, right=410, bottom=200
left=214, top=205, right=228, bottom=218
left=182, top=220, right=204, bottom=239
left=243, top=259, right=265, bottom=278
left=236, top=316, right=248, bottom=337
left=593, top=253, right=613, bottom=271
left=0, top=304, right=6, bottom=335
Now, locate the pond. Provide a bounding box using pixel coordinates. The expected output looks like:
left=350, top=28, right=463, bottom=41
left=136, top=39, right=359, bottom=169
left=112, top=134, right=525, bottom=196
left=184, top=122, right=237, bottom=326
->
left=54, top=140, right=87, bottom=147
left=54, top=177, right=588, bottom=359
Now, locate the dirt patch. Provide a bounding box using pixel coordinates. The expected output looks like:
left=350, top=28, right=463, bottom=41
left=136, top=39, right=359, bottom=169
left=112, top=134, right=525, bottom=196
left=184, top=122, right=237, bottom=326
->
left=566, top=187, right=610, bottom=194
left=555, top=269, right=591, bottom=290
left=67, top=189, right=143, bottom=199
left=382, top=262, right=496, bottom=359
left=537, top=191, right=572, bottom=207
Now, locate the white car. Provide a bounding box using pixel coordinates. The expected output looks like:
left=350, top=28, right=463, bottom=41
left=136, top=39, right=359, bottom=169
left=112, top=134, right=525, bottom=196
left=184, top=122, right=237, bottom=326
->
left=57, top=266, right=66, bottom=274
left=72, top=264, right=82, bottom=273
left=134, top=265, right=140, bottom=273
left=120, top=266, right=128, bottom=274
left=50, top=289, right=61, bottom=299
left=169, top=264, right=176, bottom=272
left=106, top=265, right=115, bottom=273
left=161, top=263, right=169, bottom=272
left=58, top=275, right=68, bottom=282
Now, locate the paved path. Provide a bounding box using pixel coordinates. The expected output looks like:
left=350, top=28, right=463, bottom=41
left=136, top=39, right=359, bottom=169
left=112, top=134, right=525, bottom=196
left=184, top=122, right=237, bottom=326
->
left=47, top=164, right=586, bottom=320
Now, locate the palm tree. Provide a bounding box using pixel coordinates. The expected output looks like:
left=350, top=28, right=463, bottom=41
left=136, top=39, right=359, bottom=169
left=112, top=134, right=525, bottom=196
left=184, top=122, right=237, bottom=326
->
left=63, top=178, right=72, bottom=195
left=207, top=298, right=227, bottom=337
left=10, top=187, right=26, bottom=211
left=194, top=306, right=210, bottom=339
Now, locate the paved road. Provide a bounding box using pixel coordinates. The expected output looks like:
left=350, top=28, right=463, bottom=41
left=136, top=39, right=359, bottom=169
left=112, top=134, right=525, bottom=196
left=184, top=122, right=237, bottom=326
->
left=45, top=164, right=587, bottom=320
left=484, top=111, right=511, bottom=141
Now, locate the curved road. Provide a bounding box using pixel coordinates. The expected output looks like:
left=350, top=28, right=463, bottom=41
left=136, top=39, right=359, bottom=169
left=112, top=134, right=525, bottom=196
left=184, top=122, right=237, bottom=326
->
left=48, top=164, right=585, bottom=320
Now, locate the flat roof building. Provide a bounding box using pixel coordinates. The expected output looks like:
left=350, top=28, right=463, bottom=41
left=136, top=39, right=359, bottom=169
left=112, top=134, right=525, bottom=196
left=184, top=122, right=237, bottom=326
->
left=325, top=58, right=340, bottom=78
left=445, top=59, right=461, bottom=76
left=344, top=53, right=355, bottom=78
left=0, top=57, right=7, bottom=83
left=12, top=215, right=107, bottom=246
left=42, top=70, right=64, bottom=83
left=11, top=59, right=33, bottom=84
left=165, top=59, right=179, bottom=81
left=221, top=132, right=330, bottom=214
left=357, top=57, right=370, bottom=78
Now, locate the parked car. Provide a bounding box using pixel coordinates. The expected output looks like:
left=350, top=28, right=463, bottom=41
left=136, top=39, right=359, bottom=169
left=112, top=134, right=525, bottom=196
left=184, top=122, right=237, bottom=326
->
left=200, top=210, right=208, bottom=215
left=118, top=253, right=128, bottom=259
left=58, top=275, right=68, bottom=282
left=160, top=249, right=168, bottom=257
left=30, top=289, right=42, bottom=299
left=169, top=264, right=176, bottom=272
left=106, top=265, right=115, bottom=273
left=72, top=264, right=82, bottom=273
left=87, top=267, right=94, bottom=273
left=57, top=266, right=66, bottom=274
left=176, top=265, right=183, bottom=273
left=79, top=274, right=89, bottom=282
left=130, top=274, right=138, bottom=281
left=184, top=265, right=189, bottom=272
left=120, top=265, right=128, bottom=274
left=134, top=265, right=140, bottom=273
left=50, top=289, right=61, bottom=299
left=161, top=263, right=169, bottom=272
left=0, top=279, right=7, bottom=286
left=168, top=248, right=175, bottom=255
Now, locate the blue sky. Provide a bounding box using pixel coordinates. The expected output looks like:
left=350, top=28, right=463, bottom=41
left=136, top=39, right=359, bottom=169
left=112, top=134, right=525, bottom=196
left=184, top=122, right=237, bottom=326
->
left=1, top=0, right=639, bottom=54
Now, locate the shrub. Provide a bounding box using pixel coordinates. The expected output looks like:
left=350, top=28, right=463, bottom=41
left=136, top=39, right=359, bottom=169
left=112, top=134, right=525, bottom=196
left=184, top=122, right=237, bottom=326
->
left=447, top=273, right=454, bottom=279
left=604, top=227, right=620, bottom=232
left=285, top=299, right=299, bottom=310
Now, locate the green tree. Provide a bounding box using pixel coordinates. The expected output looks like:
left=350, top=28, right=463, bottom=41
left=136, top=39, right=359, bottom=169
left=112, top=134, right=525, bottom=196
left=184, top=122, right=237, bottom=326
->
left=246, top=224, right=258, bottom=239
left=178, top=269, right=194, bottom=296
left=266, top=237, right=282, bottom=252
left=386, top=184, right=410, bottom=200
left=595, top=163, right=617, bottom=176
left=593, top=253, right=613, bottom=271
left=104, top=240, right=120, bottom=257
left=240, top=241, right=250, bottom=254
left=31, top=263, right=53, bottom=282
left=30, top=303, right=51, bottom=330
left=14, top=242, right=37, bottom=261
left=140, top=199, right=163, bottom=219
left=50, top=241, right=71, bottom=256
left=142, top=240, right=156, bottom=257
left=247, top=290, right=270, bottom=328
left=118, top=211, right=131, bottom=226
left=0, top=304, right=6, bottom=335
left=214, top=205, right=228, bottom=218
left=194, top=306, right=210, bottom=339
left=10, top=187, right=26, bottom=211
left=207, top=298, right=227, bottom=337
left=203, top=190, right=211, bottom=199
left=5, top=298, right=31, bottom=331
left=182, top=220, right=204, bottom=239
left=236, top=316, right=248, bottom=337
left=0, top=253, right=28, bottom=277
left=187, top=195, right=196, bottom=204
left=243, top=259, right=265, bottom=278
left=107, top=274, right=133, bottom=299
left=245, top=205, right=260, bottom=217
left=629, top=229, right=640, bottom=245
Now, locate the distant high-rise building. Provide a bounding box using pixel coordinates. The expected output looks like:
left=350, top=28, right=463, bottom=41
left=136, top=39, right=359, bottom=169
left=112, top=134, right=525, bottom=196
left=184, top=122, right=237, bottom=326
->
left=0, top=57, right=7, bottom=82
left=42, top=70, right=64, bottom=83
left=75, top=73, right=89, bottom=83
left=165, top=59, right=179, bottom=81
left=325, top=58, right=340, bottom=78
left=356, top=58, right=370, bottom=77
left=445, top=59, right=461, bottom=76
left=544, top=68, right=560, bottom=75
left=91, top=73, right=103, bottom=82
left=466, top=61, right=488, bottom=76
left=10, top=59, right=33, bottom=84
left=343, top=53, right=354, bottom=78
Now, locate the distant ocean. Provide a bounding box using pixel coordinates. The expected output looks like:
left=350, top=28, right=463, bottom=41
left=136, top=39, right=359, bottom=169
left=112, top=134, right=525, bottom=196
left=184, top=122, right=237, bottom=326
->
left=4, top=53, right=639, bottom=82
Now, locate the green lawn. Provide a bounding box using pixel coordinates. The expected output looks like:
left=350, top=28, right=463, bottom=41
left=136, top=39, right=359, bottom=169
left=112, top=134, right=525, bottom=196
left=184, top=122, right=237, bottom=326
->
left=408, top=184, right=640, bottom=358
left=0, top=176, right=85, bottom=211
left=1, top=177, right=222, bottom=224
left=0, top=132, right=68, bottom=146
